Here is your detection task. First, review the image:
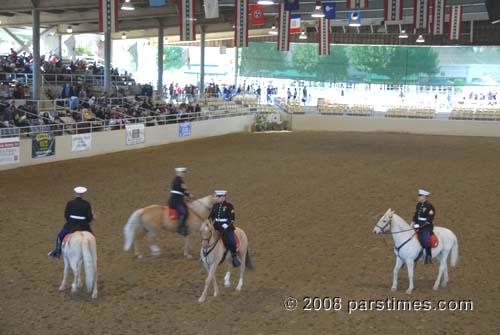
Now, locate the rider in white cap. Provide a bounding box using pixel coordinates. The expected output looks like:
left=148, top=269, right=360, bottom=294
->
left=48, top=186, right=94, bottom=259
left=168, top=167, right=192, bottom=236
left=411, top=189, right=435, bottom=264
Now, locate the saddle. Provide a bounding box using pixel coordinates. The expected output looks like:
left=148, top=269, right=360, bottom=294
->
left=416, top=232, right=439, bottom=248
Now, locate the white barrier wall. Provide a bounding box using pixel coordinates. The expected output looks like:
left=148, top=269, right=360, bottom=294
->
left=292, top=115, right=500, bottom=137
left=0, top=116, right=253, bottom=171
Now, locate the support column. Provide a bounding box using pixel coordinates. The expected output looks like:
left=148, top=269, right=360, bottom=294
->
left=104, top=31, right=112, bottom=97
left=234, top=47, right=238, bottom=88
left=200, top=26, right=206, bottom=98
left=32, top=2, right=41, bottom=101
left=157, top=26, right=164, bottom=100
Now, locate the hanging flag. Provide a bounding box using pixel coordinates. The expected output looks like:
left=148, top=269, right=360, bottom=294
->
left=384, top=0, right=403, bottom=22
left=179, top=0, right=196, bottom=41
left=182, top=48, right=191, bottom=69
left=346, top=0, right=368, bottom=9
left=250, top=4, right=265, bottom=25
left=432, top=0, right=446, bottom=35
left=290, top=14, right=301, bottom=34
left=348, top=10, right=362, bottom=25
left=322, top=2, right=336, bottom=19
left=204, top=0, right=219, bottom=19
left=128, top=42, right=138, bottom=70
left=234, top=0, right=248, bottom=47
left=413, top=0, right=429, bottom=30
left=277, top=4, right=290, bottom=51
left=98, top=0, right=119, bottom=33
left=284, top=0, right=299, bottom=11
left=449, top=5, right=462, bottom=40
left=149, top=0, right=166, bottom=6
left=318, top=17, right=330, bottom=56
left=64, top=35, right=76, bottom=59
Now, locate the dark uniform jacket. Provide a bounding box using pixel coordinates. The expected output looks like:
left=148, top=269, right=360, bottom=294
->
left=168, top=176, right=190, bottom=208
left=64, top=197, right=93, bottom=233
left=209, top=201, right=235, bottom=232
left=412, top=201, right=435, bottom=232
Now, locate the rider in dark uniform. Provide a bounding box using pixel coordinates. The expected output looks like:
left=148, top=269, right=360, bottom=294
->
left=412, top=189, right=435, bottom=264
left=208, top=190, right=240, bottom=267
left=168, top=167, right=192, bottom=236
left=48, top=186, right=94, bottom=259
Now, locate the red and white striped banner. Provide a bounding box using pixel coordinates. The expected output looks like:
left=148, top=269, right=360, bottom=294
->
left=432, top=0, right=446, bottom=35
left=98, top=0, right=119, bottom=33
left=384, top=0, right=403, bottom=22
left=179, top=0, right=196, bottom=41
left=234, top=0, right=249, bottom=47
left=277, top=4, right=290, bottom=52
left=318, top=18, right=330, bottom=56
left=346, top=0, right=368, bottom=9
left=449, top=5, right=462, bottom=40
left=413, top=0, right=430, bottom=30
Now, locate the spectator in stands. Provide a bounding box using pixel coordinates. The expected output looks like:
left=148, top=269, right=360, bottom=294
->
left=2, top=103, right=13, bottom=126
left=61, top=82, right=74, bottom=99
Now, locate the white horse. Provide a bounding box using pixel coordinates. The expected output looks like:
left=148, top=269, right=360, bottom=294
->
left=58, top=231, right=98, bottom=299
left=373, top=208, right=459, bottom=294
left=198, top=220, right=253, bottom=304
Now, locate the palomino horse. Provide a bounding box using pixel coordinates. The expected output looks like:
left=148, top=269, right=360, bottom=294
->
left=198, top=220, right=253, bottom=304
left=373, top=208, right=459, bottom=294
left=123, top=195, right=216, bottom=258
left=58, top=231, right=98, bottom=299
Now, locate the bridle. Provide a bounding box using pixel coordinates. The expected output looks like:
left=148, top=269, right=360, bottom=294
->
left=201, top=223, right=219, bottom=257
left=376, top=214, right=414, bottom=235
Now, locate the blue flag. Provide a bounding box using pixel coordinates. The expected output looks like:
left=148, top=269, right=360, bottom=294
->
left=348, top=10, right=362, bottom=26
left=149, top=0, right=166, bottom=6
left=322, top=2, right=336, bottom=19
left=284, top=0, right=299, bottom=11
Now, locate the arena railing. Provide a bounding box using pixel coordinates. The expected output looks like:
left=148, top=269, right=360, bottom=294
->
left=0, top=108, right=253, bottom=138
left=0, top=72, right=134, bottom=87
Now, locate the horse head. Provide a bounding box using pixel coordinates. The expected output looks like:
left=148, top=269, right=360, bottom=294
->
left=373, top=208, right=395, bottom=235
left=200, top=220, right=215, bottom=245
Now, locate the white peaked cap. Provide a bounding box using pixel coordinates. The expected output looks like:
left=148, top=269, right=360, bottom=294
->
left=418, top=189, right=430, bottom=196
left=214, top=190, right=227, bottom=196
left=74, top=186, right=87, bottom=195
left=175, top=167, right=187, bottom=172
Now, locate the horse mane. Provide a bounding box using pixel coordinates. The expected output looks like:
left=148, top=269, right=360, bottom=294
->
left=392, top=212, right=411, bottom=229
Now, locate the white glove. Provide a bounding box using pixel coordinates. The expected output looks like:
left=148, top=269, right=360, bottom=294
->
left=222, top=223, right=229, bottom=229
left=413, top=223, right=420, bottom=229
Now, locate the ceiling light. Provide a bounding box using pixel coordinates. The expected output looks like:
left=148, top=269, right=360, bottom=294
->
left=257, top=0, right=274, bottom=4
left=122, top=32, right=127, bottom=39
left=311, top=1, right=325, bottom=18
left=121, top=0, right=135, bottom=11
left=67, top=25, right=73, bottom=34
left=398, top=30, right=408, bottom=39
left=416, top=34, right=425, bottom=43
left=299, top=31, right=307, bottom=40
left=268, top=25, right=278, bottom=35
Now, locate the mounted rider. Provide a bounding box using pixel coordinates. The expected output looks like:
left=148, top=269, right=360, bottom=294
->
left=48, top=186, right=94, bottom=259
left=208, top=190, right=240, bottom=267
left=168, top=167, right=192, bottom=236
left=412, top=189, right=435, bottom=264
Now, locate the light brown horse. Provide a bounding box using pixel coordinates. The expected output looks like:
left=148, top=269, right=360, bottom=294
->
left=198, top=220, right=253, bottom=304
left=123, top=195, right=216, bottom=258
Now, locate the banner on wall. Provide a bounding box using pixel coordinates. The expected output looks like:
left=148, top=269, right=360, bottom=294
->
left=0, top=137, right=20, bottom=165
left=72, top=134, right=92, bottom=152
left=126, top=124, right=145, bottom=145
left=179, top=122, right=192, bottom=137
left=32, top=132, right=55, bottom=158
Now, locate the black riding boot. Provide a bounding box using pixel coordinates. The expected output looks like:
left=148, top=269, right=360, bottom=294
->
left=231, top=251, right=241, bottom=267
left=48, top=236, right=62, bottom=259
left=177, top=214, right=188, bottom=236
left=425, top=247, right=432, bottom=264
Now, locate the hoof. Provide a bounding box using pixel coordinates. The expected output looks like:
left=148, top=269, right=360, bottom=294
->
left=224, top=282, right=231, bottom=288
left=235, top=286, right=242, bottom=292
left=198, top=298, right=205, bottom=304
left=185, top=254, right=193, bottom=259
left=441, top=282, right=448, bottom=288
left=136, top=254, right=143, bottom=259
left=433, top=285, right=439, bottom=291
left=58, top=286, right=65, bottom=292
left=406, top=288, right=413, bottom=294
left=92, top=292, right=98, bottom=299
left=390, top=287, right=397, bottom=292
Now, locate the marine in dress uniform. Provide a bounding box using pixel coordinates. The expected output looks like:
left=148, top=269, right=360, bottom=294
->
left=48, top=186, right=94, bottom=259
left=168, top=167, right=191, bottom=236
left=208, top=190, right=240, bottom=267
left=412, top=189, right=435, bottom=264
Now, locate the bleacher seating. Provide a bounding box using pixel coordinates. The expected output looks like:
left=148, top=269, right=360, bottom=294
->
left=385, top=106, right=435, bottom=119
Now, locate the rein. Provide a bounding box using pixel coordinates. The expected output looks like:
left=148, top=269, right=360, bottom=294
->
left=201, top=229, right=219, bottom=258
left=376, top=215, right=418, bottom=257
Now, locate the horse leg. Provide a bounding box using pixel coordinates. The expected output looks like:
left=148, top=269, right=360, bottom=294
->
left=134, top=229, right=146, bottom=259
left=183, top=236, right=193, bottom=259
left=76, top=260, right=83, bottom=288
left=236, top=249, right=246, bottom=291
left=433, top=251, right=449, bottom=290
left=224, top=263, right=231, bottom=288
left=147, top=231, right=161, bottom=256
left=405, top=260, right=415, bottom=294
left=59, top=255, right=69, bottom=291
left=391, top=257, right=404, bottom=292
left=70, top=257, right=80, bottom=294
left=198, top=263, right=217, bottom=304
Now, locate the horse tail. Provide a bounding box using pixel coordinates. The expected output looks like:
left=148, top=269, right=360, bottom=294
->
left=245, top=248, right=254, bottom=271
left=450, top=236, right=459, bottom=268
left=123, top=208, right=144, bottom=252
left=82, top=234, right=96, bottom=293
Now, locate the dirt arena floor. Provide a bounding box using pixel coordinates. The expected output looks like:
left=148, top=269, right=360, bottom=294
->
left=1, top=131, right=500, bottom=334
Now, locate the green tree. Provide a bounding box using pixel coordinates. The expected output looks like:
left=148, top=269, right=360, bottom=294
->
left=162, top=46, right=185, bottom=70
left=240, top=42, right=288, bottom=77
left=292, top=43, right=320, bottom=74
left=347, top=45, right=439, bottom=83
left=290, top=44, right=349, bottom=82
